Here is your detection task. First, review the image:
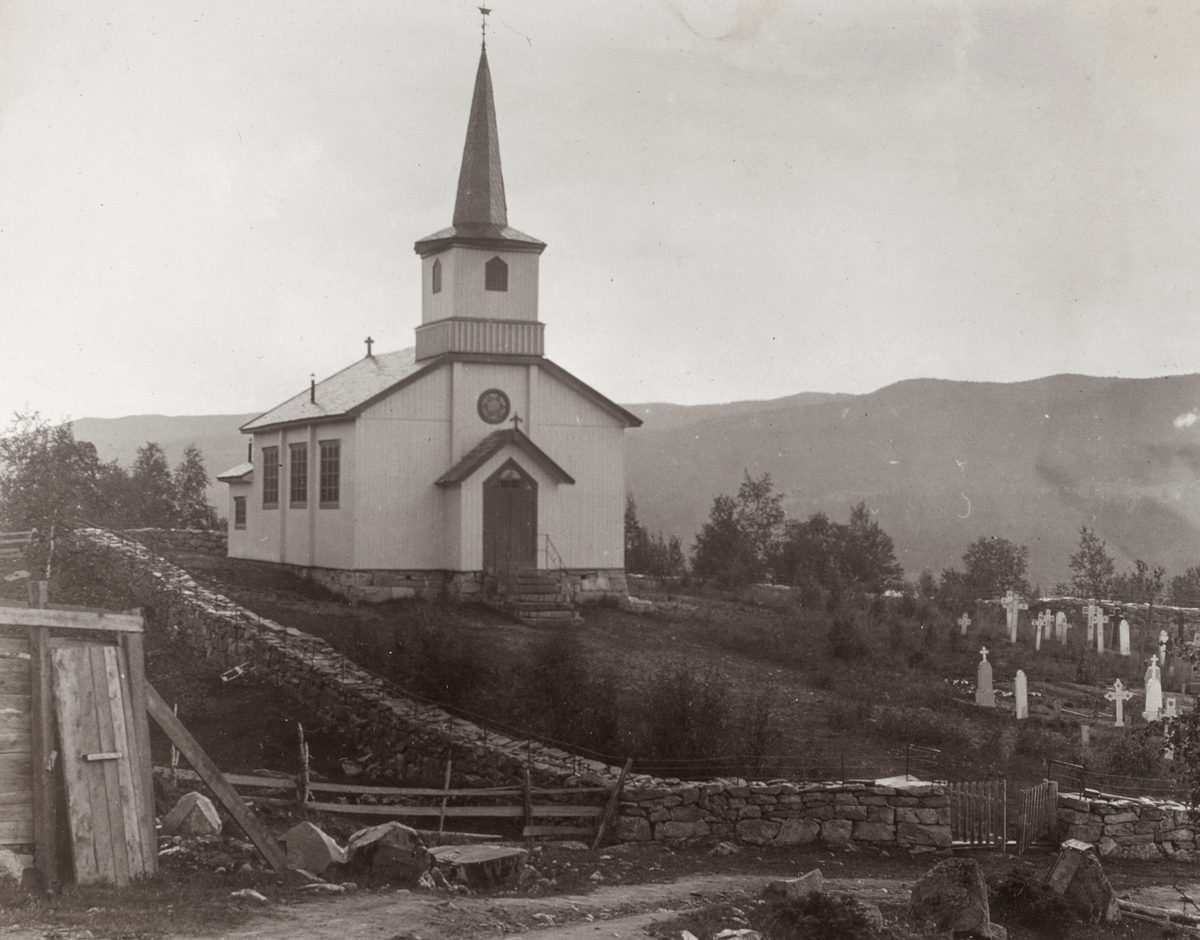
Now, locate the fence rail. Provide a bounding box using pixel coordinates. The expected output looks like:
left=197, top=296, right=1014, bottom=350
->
left=1047, top=759, right=1187, bottom=800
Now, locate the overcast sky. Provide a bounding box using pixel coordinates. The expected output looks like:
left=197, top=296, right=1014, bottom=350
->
left=1, top=0, right=1199, bottom=421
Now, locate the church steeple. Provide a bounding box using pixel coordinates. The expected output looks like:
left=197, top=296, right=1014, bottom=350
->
left=413, top=38, right=547, bottom=361
left=453, top=47, right=507, bottom=230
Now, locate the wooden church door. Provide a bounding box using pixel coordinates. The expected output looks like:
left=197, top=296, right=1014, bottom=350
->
left=483, top=460, right=537, bottom=571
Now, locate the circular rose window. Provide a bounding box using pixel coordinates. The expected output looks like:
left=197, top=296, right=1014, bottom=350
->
left=477, top=389, right=511, bottom=425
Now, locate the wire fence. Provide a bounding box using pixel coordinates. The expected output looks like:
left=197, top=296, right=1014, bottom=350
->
left=1047, top=759, right=1189, bottom=800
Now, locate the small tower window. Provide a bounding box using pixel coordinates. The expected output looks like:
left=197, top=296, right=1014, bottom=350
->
left=485, top=256, right=508, bottom=292
left=431, top=258, right=442, bottom=294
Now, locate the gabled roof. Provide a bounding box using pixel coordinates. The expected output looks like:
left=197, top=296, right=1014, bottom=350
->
left=240, top=349, right=427, bottom=432
left=216, top=462, right=253, bottom=483
left=413, top=46, right=545, bottom=258
left=240, top=348, right=643, bottom=434
left=435, top=429, right=575, bottom=487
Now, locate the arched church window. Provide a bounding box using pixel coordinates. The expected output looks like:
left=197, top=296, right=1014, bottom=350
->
left=485, top=256, right=508, bottom=292
left=431, top=258, right=442, bottom=294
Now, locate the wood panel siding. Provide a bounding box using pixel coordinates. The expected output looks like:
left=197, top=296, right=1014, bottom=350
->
left=236, top=430, right=282, bottom=563
left=422, top=246, right=539, bottom=324
left=357, top=369, right=454, bottom=569
left=312, top=421, right=356, bottom=570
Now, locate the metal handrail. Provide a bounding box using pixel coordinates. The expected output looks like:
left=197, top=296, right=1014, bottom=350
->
left=542, top=533, right=569, bottom=575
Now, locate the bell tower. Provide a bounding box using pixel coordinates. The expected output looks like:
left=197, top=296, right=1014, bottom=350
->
left=413, top=42, right=547, bottom=361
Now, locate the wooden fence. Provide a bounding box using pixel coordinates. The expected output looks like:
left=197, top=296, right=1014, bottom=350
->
left=1017, top=779, right=1057, bottom=854
left=948, top=780, right=1007, bottom=849
left=157, top=765, right=621, bottom=843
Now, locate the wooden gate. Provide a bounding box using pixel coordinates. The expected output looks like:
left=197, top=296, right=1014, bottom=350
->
left=51, top=642, right=154, bottom=886
left=0, top=634, right=33, bottom=846
left=1017, top=779, right=1057, bottom=854
left=949, top=780, right=1007, bottom=849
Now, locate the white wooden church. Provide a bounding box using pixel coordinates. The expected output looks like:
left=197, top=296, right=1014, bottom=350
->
left=219, top=42, right=641, bottom=607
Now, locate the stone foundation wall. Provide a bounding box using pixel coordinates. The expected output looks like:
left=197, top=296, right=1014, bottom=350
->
left=1057, top=791, right=1196, bottom=860
left=124, top=527, right=227, bottom=557
left=73, top=529, right=949, bottom=848
left=294, top=564, right=628, bottom=606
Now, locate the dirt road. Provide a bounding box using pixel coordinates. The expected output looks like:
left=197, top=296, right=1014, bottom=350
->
left=152, top=873, right=909, bottom=940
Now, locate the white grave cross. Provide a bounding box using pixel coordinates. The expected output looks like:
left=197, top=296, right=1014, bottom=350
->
left=1055, top=611, right=1068, bottom=644
left=1001, top=590, right=1028, bottom=644
left=976, top=647, right=994, bottom=708
left=959, top=613, right=971, bottom=636
left=1145, top=654, right=1164, bottom=722
left=1083, top=600, right=1100, bottom=643
left=1096, top=608, right=1109, bottom=654
left=1105, top=678, right=1133, bottom=727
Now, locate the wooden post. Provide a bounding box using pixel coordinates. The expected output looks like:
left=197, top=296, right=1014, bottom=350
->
left=120, top=631, right=157, bottom=876
left=523, top=769, right=533, bottom=851
left=145, top=681, right=287, bottom=871
left=29, top=624, right=57, bottom=886
left=592, top=758, right=633, bottom=851
left=437, top=759, right=452, bottom=834
left=297, top=723, right=311, bottom=811
left=27, top=580, right=47, bottom=609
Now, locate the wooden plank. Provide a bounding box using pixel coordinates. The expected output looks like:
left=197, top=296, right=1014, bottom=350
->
left=0, top=820, right=35, bottom=843
left=104, top=646, right=147, bottom=879
left=438, top=759, right=452, bottom=834
left=0, top=695, right=31, bottom=712
left=120, top=634, right=156, bottom=876
left=51, top=646, right=101, bottom=884
left=0, top=609, right=143, bottom=633
left=592, top=758, right=632, bottom=850
left=522, top=826, right=595, bottom=838
left=145, top=681, right=286, bottom=872
left=523, top=769, right=533, bottom=852
left=0, top=733, right=32, bottom=754
left=275, top=801, right=526, bottom=818
left=88, top=645, right=130, bottom=887
left=0, top=789, right=33, bottom=806
left=0, top=663, right=31, bottom=696
left=26, top=622, right=51, bottom=888
left=0, top=638, right=30, bottom=655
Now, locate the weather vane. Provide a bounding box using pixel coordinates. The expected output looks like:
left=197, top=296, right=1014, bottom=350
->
left=479, top=6, right=491, bottom=47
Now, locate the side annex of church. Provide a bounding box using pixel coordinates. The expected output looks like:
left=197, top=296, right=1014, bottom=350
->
left=218, top=43, right=641, bottom=605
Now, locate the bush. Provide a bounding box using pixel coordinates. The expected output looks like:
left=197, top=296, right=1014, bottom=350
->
left=875, top=705, right=973, bottom=751
left=517, top=630, right=621, bottom=756
left=1093, top=728, right=1167, bottom=778
left=828, top=615, right=868, bottom=660
left=763, top=892, right=882, bottom=940
left=989, top=865, right=1075, bottom=937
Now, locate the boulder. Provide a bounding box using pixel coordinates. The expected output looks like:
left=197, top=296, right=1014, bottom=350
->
left=909, top=858, right=991, bottom=937
left=346, top=822, right=430, bottom=881
left=280, top=822, right=346, bottom=873
left=428, top=844, right=527, bottom=888
left=0, top=848, right=29, bottom=884
left=162, top=792, right=222, bottom=837
left=1052, top=845, right=1120, bottom=924
left=765, top=867, right=822, bottom=901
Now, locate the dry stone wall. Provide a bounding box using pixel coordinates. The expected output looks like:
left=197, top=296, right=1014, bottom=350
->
left=124, top=527, right=227, bottom=557
left=76, top=529, right=950, bottom=848
left=1057, top=791, right=1197, bottom=860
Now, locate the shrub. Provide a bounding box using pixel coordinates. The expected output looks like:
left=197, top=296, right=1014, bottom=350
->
left=828, top=615, right=868, bottom=660
left=763, top=892, right=882, bottom=940
left=518, top=630, right=621, bottom=756
left=988, top=865, right=1075, bottom=937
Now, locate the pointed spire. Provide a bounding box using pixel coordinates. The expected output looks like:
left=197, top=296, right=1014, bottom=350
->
left=453, top=47, right=507, bottom=229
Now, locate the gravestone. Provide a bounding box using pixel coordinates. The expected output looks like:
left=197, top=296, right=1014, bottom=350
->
left=1144, top=655, right=1163, bottom=722
left=1160, top=629, right=1169, bottom=667
left=958, top=613, right=971, bottom=636
left=975, top=647, right=994, bottom=707
left=1053, top=699, right=1063, bottom=722
left=1104, top=679, right=1133, bottom=727
left=1096, top=609, right=1109, bottom=654
left=1044, top=610, right=1054, bottom=641
left=1081, top=724, right=1090, bottom=748
left=1083, top=600, right=1100, bottom=644
left=1118, top=620, right=1130, bottom=656
left=1001, top=591, right=1028, bottom=643
left=1056, top=611, right=1068, bottom=644
left=1015, top=670, right=1028, bottom=719
left=1035, top=617, right=1042, bottom=651
left=1164, top=694, right=1179, bottom=719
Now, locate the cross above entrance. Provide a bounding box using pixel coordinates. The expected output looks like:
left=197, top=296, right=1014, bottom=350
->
left=365, top=336, right=374, bottom=357
left=510, top=412, right=523, bottom=432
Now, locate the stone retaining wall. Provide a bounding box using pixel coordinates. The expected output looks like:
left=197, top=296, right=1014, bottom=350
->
left=1057, top=791, right=1197, bottom=860
left=74, top=529, right=950, bottom=848
left=124, top=527, right=227, bottom=557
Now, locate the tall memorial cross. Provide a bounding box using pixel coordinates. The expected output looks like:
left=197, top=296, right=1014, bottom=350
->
left=1083, top=600, right=1100, bottom=643
left=958, top=613, right=971, bottom=636
left=1105, top=678, right=1133, bottom=727
left=1001, top=590, right=1028, bottom=643
left=1144, top=654, right=1164, bottom=722
left=1055, top=611, right=1068, bottom=644
left=1096, top=609, right=1110, bottom=654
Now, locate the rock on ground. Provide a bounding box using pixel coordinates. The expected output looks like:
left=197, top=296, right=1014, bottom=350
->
left=346, top=822, right=430, bottom=882
left=1059, top=849, right=1120, bottom=924
left=280, top=821, right=346, bottom=874
left=909, top=858, right=991, bottom=937
left=162, top=792, right=223, bottom=837
left=428, top=844, right=527, bottom=888
left=765, top=868, right=822, bottom=901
